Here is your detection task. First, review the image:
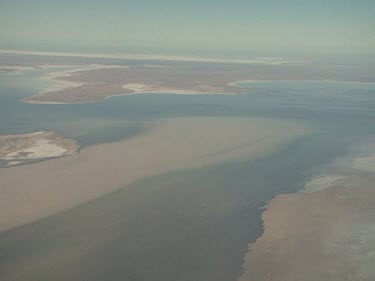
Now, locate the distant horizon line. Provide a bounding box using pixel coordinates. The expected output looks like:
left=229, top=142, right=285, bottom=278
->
left=0, top=49, right=309, bottom=66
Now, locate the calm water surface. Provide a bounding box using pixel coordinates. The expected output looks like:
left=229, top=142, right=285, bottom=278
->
left=1, top=70, right=375, bottom=280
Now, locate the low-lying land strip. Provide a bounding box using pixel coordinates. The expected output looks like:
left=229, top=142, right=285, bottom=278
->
left=239, top=142, right=375, bottom=281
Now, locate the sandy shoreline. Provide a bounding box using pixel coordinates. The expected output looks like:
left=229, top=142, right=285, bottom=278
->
left=22, top=65, right=129, bottom=104
left=0, top=117, right=310, bottom=232
left=22, top=66, right=240, bottom=104
left=238, top=141, right=375, bottom=281
left=0, top=64, right=86, bottom=75
left=227, top=79, right=375, bottom=88
left=0, top=66, right=37, bottom=74
left=121, top=83, right=237, bottom=95
left=15, top=57, right=375, bottom=105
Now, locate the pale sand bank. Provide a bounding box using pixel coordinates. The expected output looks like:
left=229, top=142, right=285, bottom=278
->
left=0, top=49, right=306, bottom=65
left=22, top=65, right=129, bottom=104
left=300, top=174, right=347, bottom=194
left=0, top=131, right=79, bottom=167
left=353, top=154, right=375, bottom=172
left=238, top=148, right=375, bottom=281
left=0, top=64, right=89, bottom=75
left=227, top=79, right=375, bottom=88
left=0, top=66, right=36, bottom=74
left=122, top=83, right=236, bottom=95
left=0, top=117, right=310, bottom=231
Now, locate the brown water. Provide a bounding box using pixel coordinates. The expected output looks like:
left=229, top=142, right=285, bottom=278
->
left=1, top=71, right=375, bottom=280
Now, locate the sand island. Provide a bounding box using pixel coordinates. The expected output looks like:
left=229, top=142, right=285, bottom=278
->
left=0, top=131, right=79, bottom=167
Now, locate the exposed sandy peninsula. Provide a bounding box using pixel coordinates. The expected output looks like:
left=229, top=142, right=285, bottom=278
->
left=121, top=83, right=236, bottom=95
left=15, top=54, right=375, bottom=104
left=23, top=65, right=240, bottom=104
left=0, top=131, right=79, bottom=167
left=238, top=146, right=375, bottom=281
left=23, top=65, right=129, bottom=104
left=0, top=117, right=310, bottom=231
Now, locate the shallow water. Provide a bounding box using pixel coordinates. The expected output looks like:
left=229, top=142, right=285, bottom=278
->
left=0, top=133, right=347, bottom=281
left=2, top=72, right=375, bottom=139
left=1, top=69, right=375, bottom=281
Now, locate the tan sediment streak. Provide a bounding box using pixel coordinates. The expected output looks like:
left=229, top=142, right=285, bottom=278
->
left=0, top=117, right=309, bottom=232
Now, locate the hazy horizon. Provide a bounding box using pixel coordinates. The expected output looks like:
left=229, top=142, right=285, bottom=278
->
left=1, top=0, right=374, bottom=63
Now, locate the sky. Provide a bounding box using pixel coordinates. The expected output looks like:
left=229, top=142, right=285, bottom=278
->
left=0, top=0, right=374, bottom=59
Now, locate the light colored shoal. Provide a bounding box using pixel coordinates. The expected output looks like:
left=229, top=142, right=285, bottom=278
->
left=0, top=66, right=36, bottom=74
left=5, top=139, right=67, bottom=160
left=0, top=131, right=79, bottom=166
left=0, top=49, right=306, bottom=65
left=37, top=80, right=85, bottom=95
left=353, top=154, right=375, bottom=172
left=0, top=64, right=91, bottom=74
left=301, top=174, right=347, bottom=194
left=122, top=83, right=235, bottom=95
left=23, top=64, right=129, bottom=104
left=0, top=117, right=310, bottom=231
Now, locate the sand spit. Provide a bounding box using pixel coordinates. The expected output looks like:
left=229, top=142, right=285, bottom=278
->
left=0, top=49, right=307, bottom=65
left=227, top=79, right=375, bottom=88
left=41, top=64, right=129, bottom=82
left=22, top=65, right=129, bottom=104
left=238, top=147, right=375, bottom=281
left=0, top=131, right=79, bottom=167
left=0, top=66, right=37, bottom=74
left=122, top=83, right=236, bottom=95
left=19, top=57, right=375, bottom=105
left=0, top=64, right=86, bottom=75
left=0, top=117, right=309, bottom=231
left=24, top=67, right=239, bottom=104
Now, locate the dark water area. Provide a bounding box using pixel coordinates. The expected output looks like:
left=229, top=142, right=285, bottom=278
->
left=1, top=71, right=375, bottom=281
left=0, top=132, right=347, bottom=281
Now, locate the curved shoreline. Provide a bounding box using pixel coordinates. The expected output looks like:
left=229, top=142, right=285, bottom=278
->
left=227, top=79, right=375, bottom=88
left=238, top=141, right=375, bottom=281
